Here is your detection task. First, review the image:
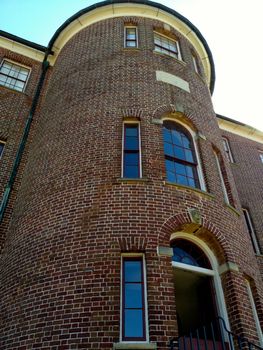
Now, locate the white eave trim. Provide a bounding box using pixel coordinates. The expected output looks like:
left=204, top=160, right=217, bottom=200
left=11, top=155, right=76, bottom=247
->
left=0, top=36, right=45, bottom=62
left=217, top=117, right=263, bottom=144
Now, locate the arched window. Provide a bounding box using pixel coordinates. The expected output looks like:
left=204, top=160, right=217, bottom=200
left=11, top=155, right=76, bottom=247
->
left=171, top=239, right=211, bottom=269
left=163, top=121, right=200, bottom=188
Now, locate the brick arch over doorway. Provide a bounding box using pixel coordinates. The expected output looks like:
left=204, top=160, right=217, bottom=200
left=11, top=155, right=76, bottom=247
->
left=157, top=211, right=232, bottom=264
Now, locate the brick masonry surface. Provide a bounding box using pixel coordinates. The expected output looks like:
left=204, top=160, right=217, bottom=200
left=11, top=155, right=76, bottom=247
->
left=0, top=14, right=262, bottom=350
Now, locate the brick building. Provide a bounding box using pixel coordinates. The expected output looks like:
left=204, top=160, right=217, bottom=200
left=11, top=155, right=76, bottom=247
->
left=0, top=1, right=262, bottom=349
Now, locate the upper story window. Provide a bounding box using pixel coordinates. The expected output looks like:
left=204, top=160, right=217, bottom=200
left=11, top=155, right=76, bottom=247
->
left=124, top=27, right=138, bottom=48
left=122, top=123, right=141, bottom=178
left=163, top=121, right=201, bottom=189
left=222, top=137, right=234, bottom=163
left=0, top=60, right=30, bottom=92
left=192, top=53, right=201, bottom=75
left=259, top=152, right=263, bottom=163
left=214, top=150, right=230, bottom=205
left=242, top=208, right=261, bottom=255
left=154, top=32, right=181, bottom=59
left=121, top=256, right=147, bottom=341
left=0, top=141, right=5, bottom=159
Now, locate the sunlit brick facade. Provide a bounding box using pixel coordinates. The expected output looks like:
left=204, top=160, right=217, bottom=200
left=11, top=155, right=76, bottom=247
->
left=0, top=1, right=262, bottom=349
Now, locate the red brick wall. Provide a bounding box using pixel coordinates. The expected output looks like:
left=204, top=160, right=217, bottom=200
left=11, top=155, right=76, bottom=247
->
left=220, top=130, right=263, bottom=255
left=0, top=16, right=262, bottom=349
left=0, top=48, right=43, bottom=250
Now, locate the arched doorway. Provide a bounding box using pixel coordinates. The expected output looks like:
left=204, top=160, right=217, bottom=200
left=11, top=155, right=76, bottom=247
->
left=170, top=234, right=230, bottom=350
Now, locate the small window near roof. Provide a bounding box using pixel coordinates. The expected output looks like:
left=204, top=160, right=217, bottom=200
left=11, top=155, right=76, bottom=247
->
left=192, top=53, right=201, bottom=75
left=0, top=60, right=30, bottom=92
left=222, top=137, right=234, bottom=163
left=259, top=152, right=263, bottom=163
left=154, top=32, right=181, bottom=59
left=0, top=141, right=5, bottom=159
left=124, top=27, right=138, bottom=48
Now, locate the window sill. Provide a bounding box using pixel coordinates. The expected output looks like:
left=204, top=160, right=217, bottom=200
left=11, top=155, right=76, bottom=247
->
left=224, top=203, right=240, bottom=216
left=0, top=85, right=26, bottom=94
left=164, top=181, right=215, bottom=199
left=117, top=177, right=149, bottom=183
left=123, top=48, right=141, bottom=52
left=113, top=343, right=157, bottom=349
left=153, top=50, right=186, bottom=66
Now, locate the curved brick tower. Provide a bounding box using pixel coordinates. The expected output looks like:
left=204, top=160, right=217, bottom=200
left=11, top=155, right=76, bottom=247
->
left=0, top=1, right=262, bottom=349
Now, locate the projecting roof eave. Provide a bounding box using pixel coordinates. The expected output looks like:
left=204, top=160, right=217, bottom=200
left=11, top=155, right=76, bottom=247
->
left=0, top=30, right=47, bottom=52
left=217, top=114, right=263, bottom=144
left=47, top=0, right=215, bottom=94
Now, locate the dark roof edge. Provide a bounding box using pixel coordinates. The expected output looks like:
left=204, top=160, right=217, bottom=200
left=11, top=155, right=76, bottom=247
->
left=216, top=114, right=246, bottom=127
left=0, top=30, right=47, bottom=53
left=48, top=0, right=215, bottom=93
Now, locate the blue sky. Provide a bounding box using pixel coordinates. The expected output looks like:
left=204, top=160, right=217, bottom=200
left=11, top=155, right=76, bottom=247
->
left=1, top=0, right=263, bottom=131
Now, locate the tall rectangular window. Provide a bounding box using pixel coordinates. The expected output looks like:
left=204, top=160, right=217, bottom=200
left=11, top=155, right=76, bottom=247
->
left=259, top=152, right=263, bottom=163
left=0, top=141, right=5, bottom=159
left=246, top=280, right=263, bottom=347
left=124, top=27, right=138, bottom=48
left=214, top=151, right=230, bottom=205
left=0, top=60, right=30, bottom=92
left=122, top=123, right=141, bottom=178
left=154, top=32, right=181, bottom=59
left=122, top=256, right=146, bottom=341
left=222, top=137, right=234, bottom=163
left=192, top=53, right=201, bottom=75
left=242, top=208, right=261, bottom=254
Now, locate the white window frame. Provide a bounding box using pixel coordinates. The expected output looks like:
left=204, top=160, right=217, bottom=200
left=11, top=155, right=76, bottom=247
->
left=170, top=232, right=231, bottom=337
left=162, top=117, right=206, bottom=192
left=0, top=140, right=6, bottom=159
left=214, top=151, right=230, bottom=205
left=0, top=59, right=31, bottom=93
left=242, top=208, right=261, bottom=255
left=121, top=121, right=142, bottom=178
left=124, top=26, right=138, bottom=48
left=245, top=280, right=263, bottom=347
left=192, top=53, right=200, bottom=74
left=222, top=137, right=234, bottom=163
left=259, top=152, right=263, bottom=163
left=154, top=32, right=182, bottom=60
left=120, top=253, right=149, bottom=343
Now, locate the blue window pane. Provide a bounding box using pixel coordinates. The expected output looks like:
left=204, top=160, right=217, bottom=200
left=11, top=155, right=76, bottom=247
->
left=125, top=125, right=138, bottom=137
left=177, top=175, right=188, bottom=186
left=125, top=284, right=142, bottom=308
left=185, top=149, right=194, bottom=162
left=164, top=142, right=174, bottom=157
left=175, top=162, right=186, bottom=176
left=124, top=165, right=139, bottom=178
left=165, top=159, right=174, bottom=172
left=163, top=129, right=172, bottom=143
left=125, top=309, right=143, bottom=338
left=125, top=137, right=138, bottom=150
left=124, top=153, right=139, bottom=166
left=167, top=171, right=176, bottom=182
left=174, top=146, right=185, bottom=160
left=125, top=261, right=141, bottom=282
left=172, top=130, right=182, bottom=146
left=172, top=247, right=199, bottom=266
left=188, top=178, right=196, bottom=188
left=0, top=143, right=4, bottom=157
left=186, top=166, right=194, bottom=177
left=182, top=135, right=191, bottom=149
